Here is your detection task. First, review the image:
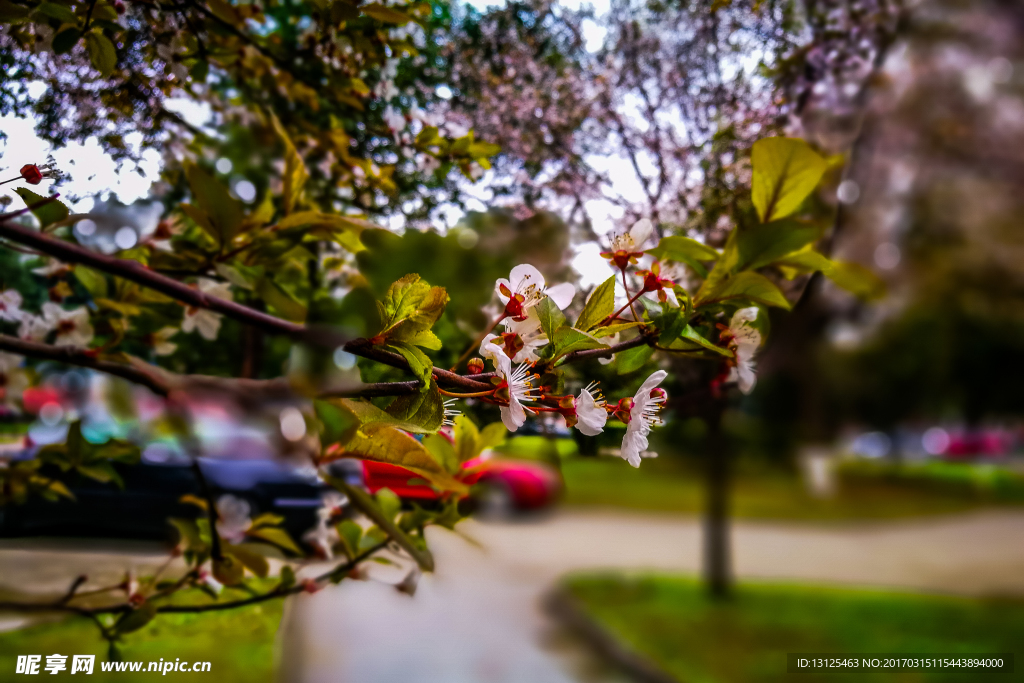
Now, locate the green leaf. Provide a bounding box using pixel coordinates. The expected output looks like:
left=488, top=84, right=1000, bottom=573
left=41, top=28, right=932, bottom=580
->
left=772, top=250, right=885, bottom=300
left=453, top=414, right=480, bottom=464
left=74, top=265, right=108, bottom=298
left=361, top=3, right=411, bottom=24
left=535, top=296, right=566, bottom=340
left=648, top=235, right=720, bottom=272
left=680, top=325, right=733, bottom=357
left=424, top=433, right=460, bottom=474
left=206, top=0, right=241, bottom=23
left=190, top=59, right=209, bottom=83
left=695, top=229, right=741, bottom=303
left=36, top=2, right=77, bottom=23
left=616, top=344, right=654, bottom=374
left=316, top=399, right=360, bottom=447
left=277, top=211, right=371, bottom=252
left=214, top=263, right=256, bottom=290
left=575, top=275, right=616, bottom=332
left=245, top=526, right=303, bottom=555
left=388, top=342, right=433, bottom=385
left=184, top=160, right=244, bottom=244
left=377, top=274, right=448, bottom=339
left=333, top=398, right=435, bottom=435
left=772, top=248, right=834, bottom=278
left=479, top=422, right=508, bottom=451
left=736, top=218, right=823, bottom=271
left=699, top=271, right=792, bottom=310
left=386, top=379, right=444, bottom=431
left=278, top=565, right=296, bottom=589
left=13, top=188, right=69, bottom=228
left=0, top=0, right=32, bottom=22
left=552, top=326, right=607, bottom=357
left=85, top=32, right=117, bottom=78
left=330, top=479, right=436, bottom=571
left=825, top=260, right=886, bottom=300
left=114, top=602, right=157, bottom=635
left=336, top=519, right=363, bottom=560
left=593, top=322, right=643, bottom=338
left=169, top=518, right=205, bottom=553
left=376, top=487, right=401, bottom=521
left=52, top=27, right=82, bottom=54
left=212, top=554, right=245, bottom=585
left=256, top=279, right=307, bottom=322
left=331, top=420, right=467, bottom=494
left=225, top=543, right=270, bottom=578
left=751, top=137, right=827, bottom=223
left=655, top=306, right=685, bottom=345
left=270, top=114, right=309, bottom=215
left=248, top=513, right=284, bottom=531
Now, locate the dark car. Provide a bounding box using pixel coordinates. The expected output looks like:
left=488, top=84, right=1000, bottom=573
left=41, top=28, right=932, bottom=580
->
left=0, top=445, right=348, bottom=545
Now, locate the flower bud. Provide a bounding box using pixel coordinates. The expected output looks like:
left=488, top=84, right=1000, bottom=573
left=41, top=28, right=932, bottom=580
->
left=467, top=357, right=485, bottom=374
left=612, top=397, right=634, bottom=423
left=20, top=164, right=43, bottom=185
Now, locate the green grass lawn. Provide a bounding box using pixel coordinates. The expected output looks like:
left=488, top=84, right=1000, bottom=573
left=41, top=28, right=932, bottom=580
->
left=0, top=587, right=283, bottom=682
left=497, top=436, right=1019, bottom=520
left=564, top=574, right=1024, bottom=682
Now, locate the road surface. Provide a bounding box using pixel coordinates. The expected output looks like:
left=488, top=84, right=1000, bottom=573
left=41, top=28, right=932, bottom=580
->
left=279, top=508, right=1024, bottom=683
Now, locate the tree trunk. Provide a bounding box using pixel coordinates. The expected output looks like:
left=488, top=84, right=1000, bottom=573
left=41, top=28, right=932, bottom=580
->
left=703, top=402, right=731, bottom=599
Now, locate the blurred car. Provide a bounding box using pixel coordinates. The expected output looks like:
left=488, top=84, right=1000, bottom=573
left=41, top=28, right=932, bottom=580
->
left=360, top=456, right=562, bottom=516
left=0, top=445, right=337, bottom=545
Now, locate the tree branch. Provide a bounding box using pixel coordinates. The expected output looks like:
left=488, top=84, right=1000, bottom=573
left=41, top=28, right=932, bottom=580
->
left=0, top=540, right=391, bottom=618
left=0, top=218, right=310, bottom=340
left=556, top=331, right=655, bottom=365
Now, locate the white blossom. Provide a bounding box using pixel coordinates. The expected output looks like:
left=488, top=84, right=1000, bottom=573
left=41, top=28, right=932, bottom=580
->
left=495, top=355, right=539, bottom=432
left=620, top=370, right=667, bottom=467
left=0, top=353, right=27, bottom=408
left=726, top=307, right=762, bottom=394
left=182, top=279, right=232, bottom=341
left=215, top=494, right=252, bottom=544
left=495, top=264, right=575, bottom=320
left=609, top=218, right=654, bottom=254
left=151, top=327, right=179, bottom=356
left=18, top=315, right=50, bottom=342
left=0, top=290, right=23, bottom=322
left=574, top=382, right=608, bottom=436
left=41, top=303, right=94, bottom=347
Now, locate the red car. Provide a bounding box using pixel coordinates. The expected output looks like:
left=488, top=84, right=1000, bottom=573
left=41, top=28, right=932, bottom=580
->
left=361, top=456, right=562, bottom=515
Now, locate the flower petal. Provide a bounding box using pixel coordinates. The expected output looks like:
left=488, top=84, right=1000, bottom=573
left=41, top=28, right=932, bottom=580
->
left=508, top=264, right=545, bottom=292
left=629, top=219, right=654, bottom=249
left=546, top=282, right=576, bottom=309
left=575, top=389, right=607, bottom=436
left=635, top=369, right=668, bottom=399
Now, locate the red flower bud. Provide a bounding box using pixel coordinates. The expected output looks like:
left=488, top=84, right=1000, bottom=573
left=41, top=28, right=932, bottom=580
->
left=467, top=358, right=485, bottom=374
left=20, top=164, right=43, bottom=185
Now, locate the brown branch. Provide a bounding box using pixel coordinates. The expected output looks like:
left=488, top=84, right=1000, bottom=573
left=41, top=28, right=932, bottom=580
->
left=0, top=219, right=309, bottom=340
left=0, top=334, right=173, bottom=397
left=0, top=334, right=429, bottom=401
left=556, top=331, right=655, bottom=365
left=0, top=540, right=390, bottom=618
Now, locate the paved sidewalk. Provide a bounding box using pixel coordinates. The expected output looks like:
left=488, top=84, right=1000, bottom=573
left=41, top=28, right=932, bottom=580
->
left=281, top=509, right=1024, bottom=683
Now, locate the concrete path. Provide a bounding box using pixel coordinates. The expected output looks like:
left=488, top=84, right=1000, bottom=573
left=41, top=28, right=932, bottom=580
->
left=281, top=508, right=1024, bottom=683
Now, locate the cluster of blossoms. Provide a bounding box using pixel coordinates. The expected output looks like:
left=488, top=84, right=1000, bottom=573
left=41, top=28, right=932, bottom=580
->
left=454, top=217, right=766, bottom=466
left=0, top=271, right=235, bottom=367
left=465, top=263, right=669, bottom=467
left=1, top=289, right=93, bottom=348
